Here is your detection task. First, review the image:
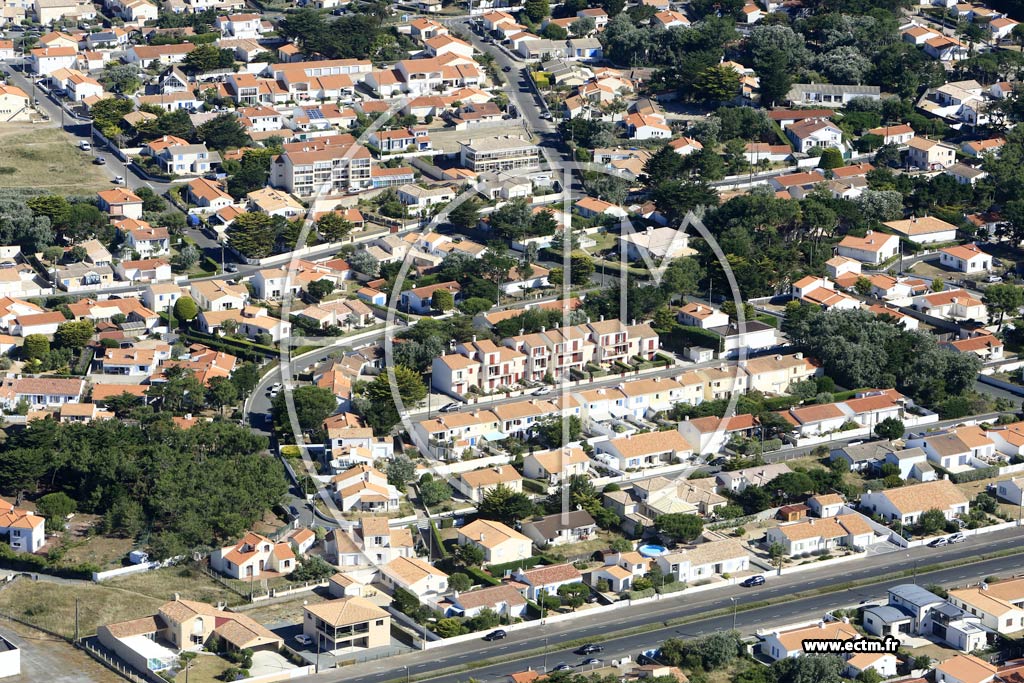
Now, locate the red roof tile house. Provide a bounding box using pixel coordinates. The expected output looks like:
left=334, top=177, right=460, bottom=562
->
left=0, top=376, right=85, bottom=411
left=97, top=188, right=144, bottom=220
left=400, top=281, right=461, bottom=314
left=836, top=230, right=900, bottom=265
left=0, top=501, right=45, bottom=553
left=509, top=563, right=583, bottom=601
left=210, top=531, right=296, bottom=579
left=939, top=243, right=991, bottom=273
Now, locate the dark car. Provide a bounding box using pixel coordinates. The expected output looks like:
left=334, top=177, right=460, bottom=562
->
left=740, top=575, right=765, bottom=587
left=502, top=65, right=512, bottom=72
left=93, top=156, right=106, bottom=165
left=483, top=629, right=507, bottom=641
left=577, top=644, right=604, bottom=655
left=439, top=402, right=461, bottom=413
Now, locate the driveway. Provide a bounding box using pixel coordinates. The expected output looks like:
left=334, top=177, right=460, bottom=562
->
left=250, top=650, right=300, bottom=677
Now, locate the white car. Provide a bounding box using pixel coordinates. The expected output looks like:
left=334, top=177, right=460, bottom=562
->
left=79, top=140, right=91, bottom=151
left=294, top=634, right=312, bottom=646
left=986, top=275, right=1003, bottom=283
left=113, top=175, right=124, bottom=184
left=532, top=386, right=553, bottom=396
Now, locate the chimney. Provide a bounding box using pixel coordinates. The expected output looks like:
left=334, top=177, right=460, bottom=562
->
left=540, top=326, right=546, bottom=332
left=795, top=352, right=803, bottom=360
left=775, top=355, right=782, bottom=361
left=599, top=315, right=604, bottom=322
left=174, top=593, right=181, bottom=601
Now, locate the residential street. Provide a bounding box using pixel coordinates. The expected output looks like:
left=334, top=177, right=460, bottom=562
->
left=293, top=528, right=1024, bottom=683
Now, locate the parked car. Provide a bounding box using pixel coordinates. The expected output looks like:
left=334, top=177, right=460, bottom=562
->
left=928, top=537, right=948, bottom=548
left=986, top=274, right=1003, bottom=283
left=440, top=402, right=460, bottom=413
left=948, top=533, right=966, bottom=544
left=577, top=644, right=603, bottom=655
left=740, top=575, right=765, bottom=587
left=483, top=629, right=507, bottom=641
left=294, top=634, right=312, bottom=646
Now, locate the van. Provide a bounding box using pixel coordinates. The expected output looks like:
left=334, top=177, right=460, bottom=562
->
left=79, top=140, right=91, bottom=151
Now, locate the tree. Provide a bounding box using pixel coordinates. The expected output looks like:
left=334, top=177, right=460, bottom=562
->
left=174, top=296, right=200, bottom=322
left=433, top=618, right=468, bottom=638
left=448, top=573, right=472, bottom=592
left=183, top=43, right=235, bottom=73
left=452, top=541, right=485, bottom=567
left=206, top=376, right=239, bottom=414
left=571, top=16, right=597, bottom=36
left=772, top=654, right=844, bottom=683
left=134, top=186, right=166, bottom=213
left=197, top=113, right=250, bottom=150
left=272, top=385, right=338, bottom=432
left=227, top=212, right=277, bottom=259
left=459, top=297, right=494, bottom=316
left=817, top=148, right=844, bottom=170
left=347, top=250, right=380, bottom=277
left=23, top=334, right=49, bottom=362
left=432, top=289, right=455, bottom=312
left=983, top=283, right=1024, bottom=330
left=105, top=391, right=144, bottom=418
left=769, top=541, right=786, bottom=569
left=447, top=198, right=482, bottom=229
left=27, top=195, right=71, bottom=229
left=174, top=244, right=200, bottom=272
left=387, top=455, right=416, bottom=488
left=477, top=483, right=535, bottom=525
left=693, top=65, right=741, bottom=102
left=307, top=279, right=336, bottom=303
left=419, top=478, right=452, bottom=506
left=317, top=213, right=354, bottom=243
left=755, top=48, right=793, bottom=108
left=569, top=255, right=594, bottom=284
left=35, top=492, right=76, bottom=533
left=557, top=582, right=589, bottom=611
left=524, top=0, right=549, bottom=22
left=816, top=46, right=871, bottom=85
left=99, top=63, right=142, bottom=94
left=656, top=513, right=704, bottom=542
left=54, top=320, right=94, bottom=349
left=854, top=190, right=904, bottom=222
left=919, top=508, right=947, bottom=534
left=542, top=22, right=568, bottom=39
left=875, top=417, right=905, bottom=441
left=854, top=276, right=873, bottom=296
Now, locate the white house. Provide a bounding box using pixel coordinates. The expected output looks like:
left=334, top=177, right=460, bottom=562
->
left=653, top=539, right=749, bottom=582
left=457, top=519, right=533, bottom=565
left=939, top=243, right=991, bottom=273
left=209, top=531, right=295, bottom=579
left=380, top=556, right=449, bottom=597
left=859, top=478, right=969, bottom=525
left=836, top=231, right=900, bottom=265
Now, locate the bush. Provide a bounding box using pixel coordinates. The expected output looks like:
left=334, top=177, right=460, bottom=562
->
left=656, top=581, right=688, bottom=595
left=626, top=587, right=656, bottom=600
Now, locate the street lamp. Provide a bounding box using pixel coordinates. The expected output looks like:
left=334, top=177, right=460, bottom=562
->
left=730, top=596, right=737, bottom=631
left=543, top=637, right=549, bottom=672
left=404, top=665, right=410, bottom=683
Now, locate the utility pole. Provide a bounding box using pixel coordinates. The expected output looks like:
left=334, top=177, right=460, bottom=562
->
left=730, top=596, right=737, bottom=631
left=74, top=597, right=80, bottom=643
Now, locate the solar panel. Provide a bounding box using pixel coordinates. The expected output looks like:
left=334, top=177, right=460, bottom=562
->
left=307, top=108, right=324, bottom=120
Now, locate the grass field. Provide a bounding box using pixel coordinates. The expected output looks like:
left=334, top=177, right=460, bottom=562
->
left=108, top=565, right=246, bottom=607
left=0, top=580, right=164, bottom=639
left=0, top=123, right=114, bottom=194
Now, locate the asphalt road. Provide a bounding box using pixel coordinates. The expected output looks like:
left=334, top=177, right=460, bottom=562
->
left=293, top=528, right=1024, bottom=683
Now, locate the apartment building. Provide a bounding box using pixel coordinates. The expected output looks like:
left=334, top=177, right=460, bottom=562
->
left=271, top=139, right=373, bottom=197
left=460, top=136, right=541, bottom=173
